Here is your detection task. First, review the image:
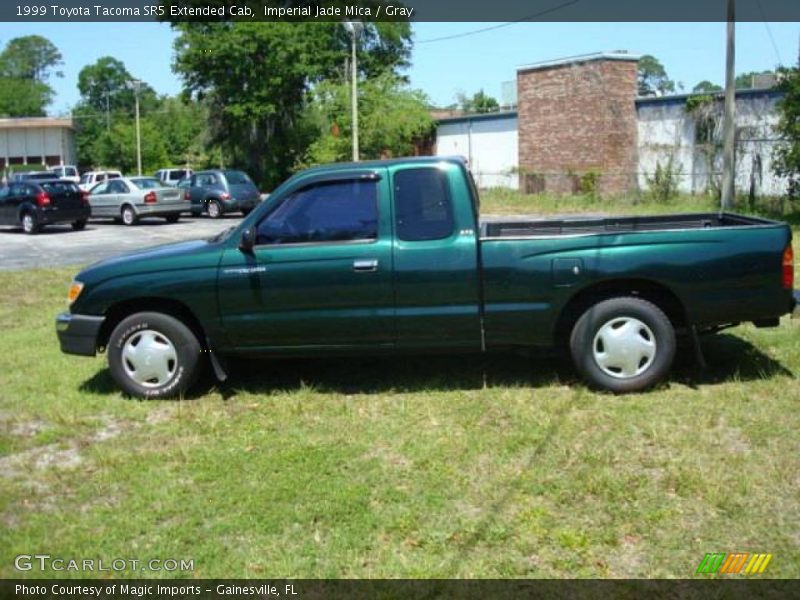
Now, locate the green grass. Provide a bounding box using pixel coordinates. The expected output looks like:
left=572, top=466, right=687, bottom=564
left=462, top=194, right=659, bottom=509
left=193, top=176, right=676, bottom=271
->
left=1, top=193, right=799, bottom=579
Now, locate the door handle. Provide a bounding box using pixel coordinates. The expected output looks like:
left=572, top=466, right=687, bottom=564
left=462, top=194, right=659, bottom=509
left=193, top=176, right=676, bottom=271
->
left=353, top=259, right=378, bottom=272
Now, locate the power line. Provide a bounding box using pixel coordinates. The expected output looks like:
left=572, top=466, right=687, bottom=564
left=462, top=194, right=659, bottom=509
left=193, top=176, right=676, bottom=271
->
left=415, top=0, right=582, bottom=44
left=755, top=0, right=784, bottom=65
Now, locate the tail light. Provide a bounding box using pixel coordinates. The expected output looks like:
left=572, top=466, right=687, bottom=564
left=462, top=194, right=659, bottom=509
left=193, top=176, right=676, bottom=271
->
left=36, top=191, right=51, bottom=207
left=144, top=191, right=157, bottom=204
left=184, top=190, right=190, bottom=201
left=219, top=192, right=231, bottom=200
left=782, top=244, right=794, bottom=290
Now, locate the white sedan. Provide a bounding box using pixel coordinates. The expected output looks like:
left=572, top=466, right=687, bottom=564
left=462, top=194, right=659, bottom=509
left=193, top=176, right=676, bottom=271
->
left=88, top=177, right=190, bottom=225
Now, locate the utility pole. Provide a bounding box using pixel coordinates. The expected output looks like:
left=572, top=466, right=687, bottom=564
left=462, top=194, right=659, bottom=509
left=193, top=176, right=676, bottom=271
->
left=129, top=79, right=142, bottom=176
left=720, top=0, right=736, bottom=210
left=344, top=21, right=363, bottom=162
left=104, top=89, right=111, bottom=132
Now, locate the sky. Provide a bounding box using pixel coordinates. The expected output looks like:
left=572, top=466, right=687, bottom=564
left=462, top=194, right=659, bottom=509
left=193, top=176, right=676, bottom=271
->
left=0, top=21, right=797, bottom=115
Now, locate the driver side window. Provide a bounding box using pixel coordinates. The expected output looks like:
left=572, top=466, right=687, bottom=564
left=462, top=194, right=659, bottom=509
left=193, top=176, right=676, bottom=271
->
left=256, top=179, right=378, bottom=245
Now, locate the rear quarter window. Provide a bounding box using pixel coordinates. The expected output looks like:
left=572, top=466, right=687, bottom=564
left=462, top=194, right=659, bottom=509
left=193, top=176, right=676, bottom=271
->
left=393, top=168, right=455, bottom=242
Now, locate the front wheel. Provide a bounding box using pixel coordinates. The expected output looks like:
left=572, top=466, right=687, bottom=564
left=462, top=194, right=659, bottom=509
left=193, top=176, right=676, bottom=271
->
left=107, top=312, right=202, bottom=399
left=71, top=219, right=87, bottom=231
left=570, top=297, right=676, bottom=393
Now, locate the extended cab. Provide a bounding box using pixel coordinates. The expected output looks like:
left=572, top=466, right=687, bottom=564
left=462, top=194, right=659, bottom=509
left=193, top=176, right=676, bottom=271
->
left=56, top=157, right=798, bottom=398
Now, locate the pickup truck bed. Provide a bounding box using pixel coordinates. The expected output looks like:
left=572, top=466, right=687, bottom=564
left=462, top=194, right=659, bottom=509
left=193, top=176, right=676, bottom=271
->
left=481, top=212, right=777, bottom=238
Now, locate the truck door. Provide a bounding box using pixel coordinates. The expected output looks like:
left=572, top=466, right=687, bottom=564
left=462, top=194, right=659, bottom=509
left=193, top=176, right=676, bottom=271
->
left=390, top=163, right=482, bottom=349
left=218, top=171, right=395, bottom=350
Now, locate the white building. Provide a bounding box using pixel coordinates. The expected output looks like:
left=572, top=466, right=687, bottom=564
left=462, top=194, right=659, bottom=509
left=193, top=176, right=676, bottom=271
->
left=435, top=111, right=518, bottom=189
left=435, top=88, right=788, bottom=196
left=0, top=117, right=77, bottom=172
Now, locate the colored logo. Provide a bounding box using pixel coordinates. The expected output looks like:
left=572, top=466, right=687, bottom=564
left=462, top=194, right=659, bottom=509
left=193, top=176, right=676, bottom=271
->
left=696, top=553, right=772, bottom=575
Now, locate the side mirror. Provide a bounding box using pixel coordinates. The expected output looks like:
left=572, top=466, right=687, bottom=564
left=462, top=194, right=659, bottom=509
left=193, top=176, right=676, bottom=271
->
left=239, top=227, right=255, bottom=254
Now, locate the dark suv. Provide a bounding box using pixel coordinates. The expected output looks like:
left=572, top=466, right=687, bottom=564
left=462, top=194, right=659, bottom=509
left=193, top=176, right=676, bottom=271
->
left=185, top=169, right=260, bottom=218
left=0, top=179, right=91, bottom=234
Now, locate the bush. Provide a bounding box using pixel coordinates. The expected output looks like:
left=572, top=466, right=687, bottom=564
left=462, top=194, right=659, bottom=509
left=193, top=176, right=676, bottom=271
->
left=646, top=157, right=681, bottom=202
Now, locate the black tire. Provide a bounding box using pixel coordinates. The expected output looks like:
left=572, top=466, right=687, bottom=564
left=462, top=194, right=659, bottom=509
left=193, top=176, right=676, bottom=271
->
left=241, top=207, right=252, bottom=216
left=107, top=312, right=202, bottom=399
left=71, top=219, right=87, bottom=231
left=21, top=211, right=40, bottom=234
left=207, top=199, right=223, bottom=219
left=121, top=205, right=138, bottom=226
left=165, top=214, right=180, bottom=224
left=570, top=297, right=676, bottom=393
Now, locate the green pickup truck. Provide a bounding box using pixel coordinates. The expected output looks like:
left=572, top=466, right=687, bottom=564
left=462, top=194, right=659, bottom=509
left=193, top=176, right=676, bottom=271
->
left=56, top=157, right=798, bottom=398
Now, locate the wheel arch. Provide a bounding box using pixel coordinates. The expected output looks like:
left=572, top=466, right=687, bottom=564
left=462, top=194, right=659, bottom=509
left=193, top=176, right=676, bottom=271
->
left=97, top=297, right=208, bottom=352
left=553, top=278, right=688, bottom=347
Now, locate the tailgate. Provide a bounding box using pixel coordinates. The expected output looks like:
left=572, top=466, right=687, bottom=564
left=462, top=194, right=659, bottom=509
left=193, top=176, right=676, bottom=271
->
left=41, top=181, right=82, bottom=210
left=229, top=183, right=259, bottom=201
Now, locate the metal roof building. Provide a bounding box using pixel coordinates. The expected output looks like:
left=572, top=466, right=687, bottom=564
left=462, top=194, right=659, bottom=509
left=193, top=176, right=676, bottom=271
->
left=0, top=117, right=76, bottom=171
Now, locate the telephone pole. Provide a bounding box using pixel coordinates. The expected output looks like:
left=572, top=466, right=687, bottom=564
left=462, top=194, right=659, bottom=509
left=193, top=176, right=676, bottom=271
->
left=129, top=79, right=142, bottom=176
left=720, top=0, right=736, bottom=210
left=344, top=21, right=363, bottom=162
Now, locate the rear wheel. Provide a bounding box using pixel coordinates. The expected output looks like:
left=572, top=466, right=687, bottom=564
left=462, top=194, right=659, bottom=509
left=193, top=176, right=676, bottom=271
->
left=121, top=205, right=138, bottom=226
left=71, top=219, right=87, bottom=231
left=165, top=214, right=180, bottom=224
left=207, top=199, right=223, bottom=219
left=570, top=297, right=676, bottom=393
left=21, top=212, right=39, bottom=234
left=107, top=312, right=202, bottom=399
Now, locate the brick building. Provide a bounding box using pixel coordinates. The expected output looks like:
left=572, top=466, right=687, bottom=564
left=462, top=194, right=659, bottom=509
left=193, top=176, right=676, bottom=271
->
left=435, top=51, right=787, bottom=197
left=516, top=53, right=640, bottom=195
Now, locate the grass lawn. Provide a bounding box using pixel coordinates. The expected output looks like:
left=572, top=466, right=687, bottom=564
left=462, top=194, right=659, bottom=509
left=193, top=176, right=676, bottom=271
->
left=1, top=191, right=798, bottom=578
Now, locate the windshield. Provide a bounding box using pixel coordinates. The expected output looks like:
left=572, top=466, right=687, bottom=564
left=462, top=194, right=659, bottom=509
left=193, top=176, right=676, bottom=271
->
left=224, top=170, right=251, bottom=185
left=130, top=177, right=161, bottom=189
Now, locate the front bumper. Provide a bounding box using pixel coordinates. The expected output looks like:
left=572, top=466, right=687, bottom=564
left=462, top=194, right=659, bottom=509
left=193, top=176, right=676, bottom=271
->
left=56, top=312, right=105, bottom=356
left=793, top=290, right=800, bottom=318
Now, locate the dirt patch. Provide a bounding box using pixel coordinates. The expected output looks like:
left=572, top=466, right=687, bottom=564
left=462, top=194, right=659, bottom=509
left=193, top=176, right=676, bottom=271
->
left=0, top=443, right=82, bottom=478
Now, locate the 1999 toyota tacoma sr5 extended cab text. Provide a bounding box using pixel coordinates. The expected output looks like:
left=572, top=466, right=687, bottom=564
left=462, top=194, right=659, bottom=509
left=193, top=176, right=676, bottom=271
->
left=56, top=157, right=799, bottom=398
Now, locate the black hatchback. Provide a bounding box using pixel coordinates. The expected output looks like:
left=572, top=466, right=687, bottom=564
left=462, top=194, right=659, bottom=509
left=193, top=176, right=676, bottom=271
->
left=0, top=179, right=91, bottom=234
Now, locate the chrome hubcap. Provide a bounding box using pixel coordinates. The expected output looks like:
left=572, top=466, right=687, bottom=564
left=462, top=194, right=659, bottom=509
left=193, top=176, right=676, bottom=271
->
left=22, top=214, right=33, bottom=231
left=123, top=209, right=134, bottom=224
left=121, top=329, right=178, bottom=388
left=592, top=317, right=656, bottom=379
left=208, top=202, right=220, bottom=217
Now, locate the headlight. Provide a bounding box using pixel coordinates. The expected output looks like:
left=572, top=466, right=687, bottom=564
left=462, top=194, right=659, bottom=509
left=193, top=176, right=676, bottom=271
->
left=67, top=281, right=84, bottom=304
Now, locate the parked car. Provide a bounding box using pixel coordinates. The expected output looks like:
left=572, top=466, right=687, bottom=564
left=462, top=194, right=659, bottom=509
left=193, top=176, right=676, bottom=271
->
left=10, top=171, right=59, bottom=182
left=78, top=170, right=122, bottom=192
left=55, top=156, right=798, bottom=399
left=50, top=165, right=80, bottom=184
left=154, top=168, right=193, bottom=187
left=1, top=179, right=90, bottom=234
left=185, top=169, right=260, bottom=218
left=87, top=177, right=188, bottom=225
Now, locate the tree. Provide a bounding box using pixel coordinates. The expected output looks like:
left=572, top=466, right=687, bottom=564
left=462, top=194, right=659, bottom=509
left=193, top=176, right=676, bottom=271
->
left=93, top=119, right=168, bottom=174
left=773, top=65, right=800, bottom=198
left=735, top=70, right=776, bottom=89
left=149, top=96, right=207, bottom=166
left=637, top=55, right=676, bottom=96
left=692, top=80, right=723, bottom=93
left=170, top=20, right=412, bottom=188
left=0, top=35, right=62, bottom=82
left=77, top=57, right=159, bottom=116
left=301, top=73, right=433, bottom=166
left=456, top=89, right=500, bottom=114
left=0, top=35, right=62, bottom=116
